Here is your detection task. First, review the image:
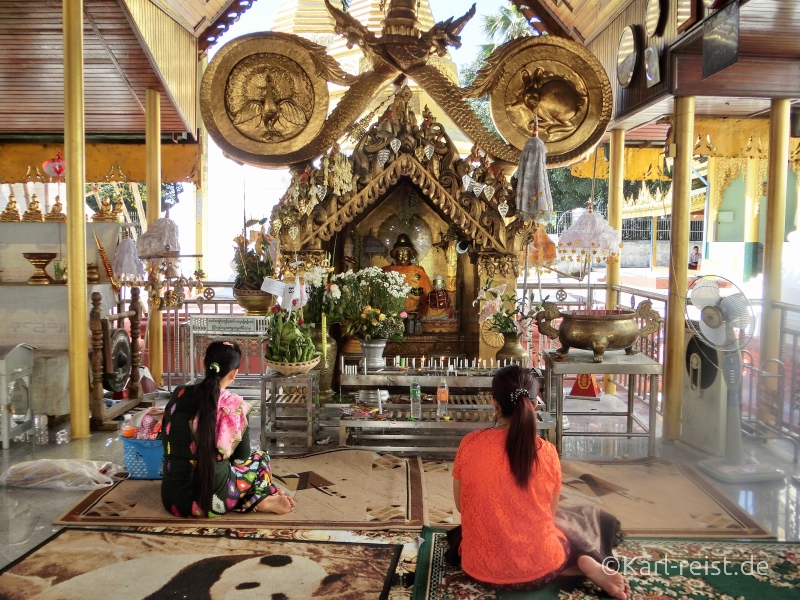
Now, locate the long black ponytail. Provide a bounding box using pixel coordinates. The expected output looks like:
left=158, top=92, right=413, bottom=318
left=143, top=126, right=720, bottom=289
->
left=194, top=340, right=242, bottom=513
left=491, top=364, right=540, bottom=488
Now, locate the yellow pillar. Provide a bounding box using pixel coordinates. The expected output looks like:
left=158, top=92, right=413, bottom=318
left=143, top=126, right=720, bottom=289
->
left=146, top=89, right=163, bottom=386
left=743, top=158, right=761, bottom=280
left=651, top=216, right=658, bottom=267
left=662, top=96, right=695, bottom=441
left=64, top=0, right=90, bottom=439
left=196, top=57, right=209, bottom=265
left=604, top=129, right=624, bottom=394
left=760, top=99, right=791, bottom=423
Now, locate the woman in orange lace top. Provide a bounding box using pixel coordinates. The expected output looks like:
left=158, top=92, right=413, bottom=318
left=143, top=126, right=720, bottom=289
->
left=452, top=365, right=629, bottom=598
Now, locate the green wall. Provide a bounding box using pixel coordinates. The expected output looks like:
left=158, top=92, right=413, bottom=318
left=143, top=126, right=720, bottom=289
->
left=716, top=168, right=798, bottom=243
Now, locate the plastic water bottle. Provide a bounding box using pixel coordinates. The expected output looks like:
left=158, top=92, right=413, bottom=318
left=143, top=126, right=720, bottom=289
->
left=410, top=378, right=422, bottom=420
left=436, top=379, right=449, bottom=419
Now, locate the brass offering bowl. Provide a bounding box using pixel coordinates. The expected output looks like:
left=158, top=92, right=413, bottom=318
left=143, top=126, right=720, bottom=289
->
left=22, top=253, right=57, bottom=285
left=233, top=288, right=275, bottom=316
left=535, top=300, right=660, bottom=363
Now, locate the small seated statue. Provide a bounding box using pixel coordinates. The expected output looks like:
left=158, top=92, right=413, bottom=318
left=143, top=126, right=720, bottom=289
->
left=0, top=193, right=21, bottom=222
left=423, top=274, right=459, bottom=334
left=92, top=194, right=116, bottom=222
left=44, top=195, right=67, bottom=222
left=22, top=194, right=44, bottom=222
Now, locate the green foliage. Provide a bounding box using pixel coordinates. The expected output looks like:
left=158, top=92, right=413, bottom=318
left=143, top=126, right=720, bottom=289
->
left=477, top=5, right=533, bottom=61
left=474, top=279, right=541, bottom=334
left=233, top=224, right=276, bottom=290
left=264, top=307, right=319, bottom=363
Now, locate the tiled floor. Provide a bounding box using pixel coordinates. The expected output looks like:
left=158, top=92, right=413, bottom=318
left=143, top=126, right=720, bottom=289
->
left=1, top=393, right=799, bottom=571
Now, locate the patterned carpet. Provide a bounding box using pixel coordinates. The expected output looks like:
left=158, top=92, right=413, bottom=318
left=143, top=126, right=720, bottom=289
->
left=0, top=528, right=402, bottom=600
left=422, top=458, right=771, bottom=537
left=54, top=448, right=425, bottom=531
left=413, top=527, right=800, bottom=599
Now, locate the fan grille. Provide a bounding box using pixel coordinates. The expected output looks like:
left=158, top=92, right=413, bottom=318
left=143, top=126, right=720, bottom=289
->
left=684, top=275, right=755, bottom=352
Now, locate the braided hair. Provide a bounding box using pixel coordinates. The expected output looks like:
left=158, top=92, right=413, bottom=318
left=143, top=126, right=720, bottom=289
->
left=194, top=340, right=242, bottom=513
left=491, top=364, right=540, bottom=488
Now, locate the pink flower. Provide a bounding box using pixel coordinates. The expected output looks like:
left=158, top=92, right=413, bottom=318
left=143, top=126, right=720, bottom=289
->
left=479, top=298, right=500, bottom=322
left=292, top=298, right=298, bottom=306
left=298, top=319, right=304, bottom=325
left=271, top=305, right=280, bottom=313
left=399, top=311, right=408, bottom=318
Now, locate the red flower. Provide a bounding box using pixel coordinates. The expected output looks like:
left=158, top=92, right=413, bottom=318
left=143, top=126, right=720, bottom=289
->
left=298, top=319, right=304, bottom=325
left=292, top=298, right=298, bottom=306
left=271, top=305, right=280, bottom=313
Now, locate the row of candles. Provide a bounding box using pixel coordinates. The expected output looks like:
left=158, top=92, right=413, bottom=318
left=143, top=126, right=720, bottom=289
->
left=339, top=355, right=531, bottom=375
left=392, top=356, right=527, bottom=371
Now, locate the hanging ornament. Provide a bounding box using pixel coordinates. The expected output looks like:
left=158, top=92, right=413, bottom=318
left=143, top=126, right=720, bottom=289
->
left=471, top=182, right=485, bottom=198
left=462, top=175, right=472, bottom=191
left=414, top=146, right=426, bottom=162
left=483, top=186, right=495, bottom=202
left=272, top=219, right=282, bottom=234
left=389, top=138, right=401, bottom=153
left=515, top=129, right=554, bottom=222
left=316, top=185, right=327, bottom=201
left=377, top=148, right=391, bottom=167
left=497, top=201, right=509, bottom=218
left=288, top=225, right=300, bottom=241
left=424, top=144, right=435, bottom=161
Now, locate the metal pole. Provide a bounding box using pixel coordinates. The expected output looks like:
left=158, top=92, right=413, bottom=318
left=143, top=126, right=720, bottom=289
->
left=64, top=0, right=90, bottom=438
left=662, top=96, right=695, bottom=441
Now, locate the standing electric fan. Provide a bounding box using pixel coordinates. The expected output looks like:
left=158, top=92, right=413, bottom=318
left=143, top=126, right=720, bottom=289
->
left=685, top=276, right=785, bottom=483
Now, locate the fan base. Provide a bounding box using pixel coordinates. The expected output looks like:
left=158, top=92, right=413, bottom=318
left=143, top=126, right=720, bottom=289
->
left=697, top=456, right=785, bottom=484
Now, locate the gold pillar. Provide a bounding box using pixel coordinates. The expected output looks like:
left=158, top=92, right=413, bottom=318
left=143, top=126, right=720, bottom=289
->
left=146, top=89, right=163, bottom=386
left=64, top=0, right=90, bottom=439
left=744, top=159, right=760, bottom=243
left=760, top=99, right=791, bottom=419
left=196, top=57, right=209, bottom=265
left=604, top=129, right=624, bottom=394
left=651, top=216, right=658, bottom=267
left=663, top=96, right=695, bottom=441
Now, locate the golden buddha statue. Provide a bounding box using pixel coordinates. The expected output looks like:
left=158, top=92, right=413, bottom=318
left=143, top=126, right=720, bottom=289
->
left=0, top=193, right=21, bottom=222
left=44, top=195, right=67, bottom=222
left=92, top=194, right=116, bottom=222
left=382, top=233, right=431, bottom=316
left=112, top=194, right=125, bottom=220
left=22, top=194, right=44, bottom=222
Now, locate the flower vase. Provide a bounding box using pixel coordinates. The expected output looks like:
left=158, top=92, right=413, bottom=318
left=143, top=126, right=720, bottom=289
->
left=495, top=333, right=528, bottom=365
left=309, top=324, right=337, bottom=398
left=359, top=339, right=388, bottom=370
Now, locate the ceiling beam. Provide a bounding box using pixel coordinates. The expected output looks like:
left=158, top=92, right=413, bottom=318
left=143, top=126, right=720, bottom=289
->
left=511, top=0, right=581, bottom=42
left=672, top=54, right=800, bottom=99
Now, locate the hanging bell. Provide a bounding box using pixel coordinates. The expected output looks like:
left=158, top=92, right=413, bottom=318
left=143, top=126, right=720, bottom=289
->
left=424, top=144, right=435, bottom=160
left=462, top=175, right=472, bottom=191
left=164, top=263, right=180, bottom=279
left=498, top=201, right=509, bottom=218
left=389, top=138, right=401, bottom=154
left=377, top=148, right=391, bottom=167
left=483, top=186, right=495, bottom=202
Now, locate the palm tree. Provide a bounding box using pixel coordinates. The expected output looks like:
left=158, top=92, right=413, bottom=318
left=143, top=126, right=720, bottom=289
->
left=477, top=5, right=535, bottom=61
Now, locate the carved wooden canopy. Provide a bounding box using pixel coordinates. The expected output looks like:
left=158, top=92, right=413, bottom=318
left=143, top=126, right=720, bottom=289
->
left=269, top=100, right=537, bottom=259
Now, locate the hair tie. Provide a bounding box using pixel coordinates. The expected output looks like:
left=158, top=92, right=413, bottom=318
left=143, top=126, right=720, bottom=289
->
left=209, top=362, right=220, bottom=373
left=509, top=388, right=531, bottom=405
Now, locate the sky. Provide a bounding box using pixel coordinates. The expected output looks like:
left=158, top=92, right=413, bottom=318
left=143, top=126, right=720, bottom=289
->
left=183, top=0, right=500, bottom=280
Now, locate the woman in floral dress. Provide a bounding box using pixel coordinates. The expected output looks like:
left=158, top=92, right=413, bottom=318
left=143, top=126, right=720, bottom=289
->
left=161, top=340, right=295, bottom=518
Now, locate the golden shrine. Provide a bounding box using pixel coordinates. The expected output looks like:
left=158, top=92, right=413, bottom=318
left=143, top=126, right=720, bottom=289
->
left=201, top=0, right=612, bottom=361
